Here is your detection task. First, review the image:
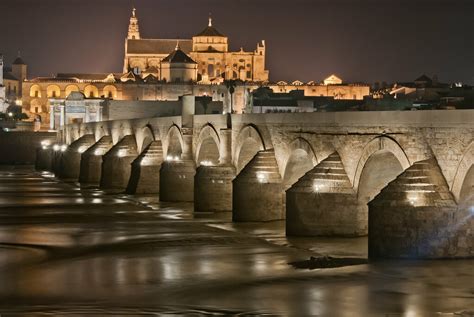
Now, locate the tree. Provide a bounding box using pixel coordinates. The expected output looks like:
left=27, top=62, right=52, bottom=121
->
left=224, top=79, right=237, bottom=113
left=200, top=96, right=212, bottom=114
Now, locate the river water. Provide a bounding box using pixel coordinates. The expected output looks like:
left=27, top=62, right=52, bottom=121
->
left=0, top=167, right=472, bottom=316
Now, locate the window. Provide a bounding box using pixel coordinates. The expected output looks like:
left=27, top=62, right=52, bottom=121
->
left=35, top=91, right=39, bottom=98
left=35, top=107, right=39, bottom=113
left=207, top=64, right=215, bottom=77
left=246, top=71, right=251, bottom=79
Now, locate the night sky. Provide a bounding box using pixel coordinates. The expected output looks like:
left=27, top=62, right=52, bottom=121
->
left=1, top=0, right=472, bottom=84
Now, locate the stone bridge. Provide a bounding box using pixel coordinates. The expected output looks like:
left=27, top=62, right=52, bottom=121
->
left=37, top=107, right=474, bottom=259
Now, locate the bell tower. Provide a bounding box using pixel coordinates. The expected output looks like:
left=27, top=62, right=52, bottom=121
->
left=127, top=7, right=140, bottom=40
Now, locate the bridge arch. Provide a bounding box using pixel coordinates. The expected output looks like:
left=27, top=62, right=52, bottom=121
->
left=135, top=124, right=156, bottom=153
left=195, top=124, right=220, bottom=166
left=78, top=124, right=88, bottom=138
left=451, top=142, right=474, bottom=204
left=111, top=123, right=133, bottom=145
left=283, top=137, right=318, bottom=186
left=234, top=124, right=266, bottom=173
left=94, top=124, right=108, bottom=141
left=83, top=125, right=93, bottom=137
left=354, top=136, right=410, bottom=203
left=69, top=125, right=80, bottom=144
left=165, top=124, right=184, bottom=159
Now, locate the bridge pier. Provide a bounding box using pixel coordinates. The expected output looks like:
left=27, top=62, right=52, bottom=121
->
left=160, top=130, right=195, bottom=202
left=286, top=153, right=366, bottom=236
left=195, top=165, right=235, bottom=212
left=195, top=128, right=235, bottom=212
left=100, top=135, right=138, bottom=190
left=58, top=134, right=96, bottom=181
left=160, top=160, right=196, bottom=202
left=233, top=149, right=284, bottom=221
left=126, top=140, right=164, bottom=194
left=79, top=136, right=113, bottom=185
left=369, top=158, right=472, bottom=259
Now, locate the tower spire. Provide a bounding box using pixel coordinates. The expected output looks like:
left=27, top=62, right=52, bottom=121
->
left=127, top=6, right=140, bottom=39
left=175, top=40, right=180, bottom=51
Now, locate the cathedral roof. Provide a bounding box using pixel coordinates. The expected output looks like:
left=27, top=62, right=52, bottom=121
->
left=414, top=74, right=433, bottom=83
left=13, top=56, right=26, bottom=65
left=143, top=74, right=159, bottom=83
left=195, top=17, right=225, bottom=37
left=126, top=39, right=192, bottom=55
left=3, top=72, right=18, bottom=81
left=162, top=47, right=197, bottom=64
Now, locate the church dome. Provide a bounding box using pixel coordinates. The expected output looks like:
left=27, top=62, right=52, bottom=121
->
left=195, top=17, right=225, bottom=37
left=13, top=56, right=26, bottom=65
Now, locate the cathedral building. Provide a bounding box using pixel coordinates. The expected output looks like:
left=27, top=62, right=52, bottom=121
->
left=123, top=9, right=269, bottom=83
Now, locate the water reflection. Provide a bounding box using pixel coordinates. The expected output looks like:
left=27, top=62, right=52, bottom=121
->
left=0, top=168, right=472, bottom=316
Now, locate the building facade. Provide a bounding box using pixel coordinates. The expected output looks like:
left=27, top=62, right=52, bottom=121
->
left=123, top=9, right=269, bottom=83
left=1, top=54, right=27, bottom=112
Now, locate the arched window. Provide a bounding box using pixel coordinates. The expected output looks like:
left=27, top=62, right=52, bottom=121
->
left=84, top=85, right=99, bottom=98
left=103, top=85, right=117, bottom=99
left=46, top=85, right=61, bottom=98
left=65, top=85, right=80, bottom=97
left=30, top=85, right=42, bottom=98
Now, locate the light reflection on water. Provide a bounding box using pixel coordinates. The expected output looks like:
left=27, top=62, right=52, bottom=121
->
left=0, top=169, right=472, bottom=316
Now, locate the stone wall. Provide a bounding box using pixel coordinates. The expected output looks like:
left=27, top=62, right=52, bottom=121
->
left=0, top=131, right=56, bottom=164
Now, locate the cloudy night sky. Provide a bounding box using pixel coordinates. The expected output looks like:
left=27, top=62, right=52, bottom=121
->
left=0, top=0, right=472, bottom=84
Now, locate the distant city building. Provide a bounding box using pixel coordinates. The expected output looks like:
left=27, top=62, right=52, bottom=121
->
left=270, top=75, right=369, bottom=100
left=389, top=74, right=474, bottom=109
left=250, top=86, right=365, bottom=113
